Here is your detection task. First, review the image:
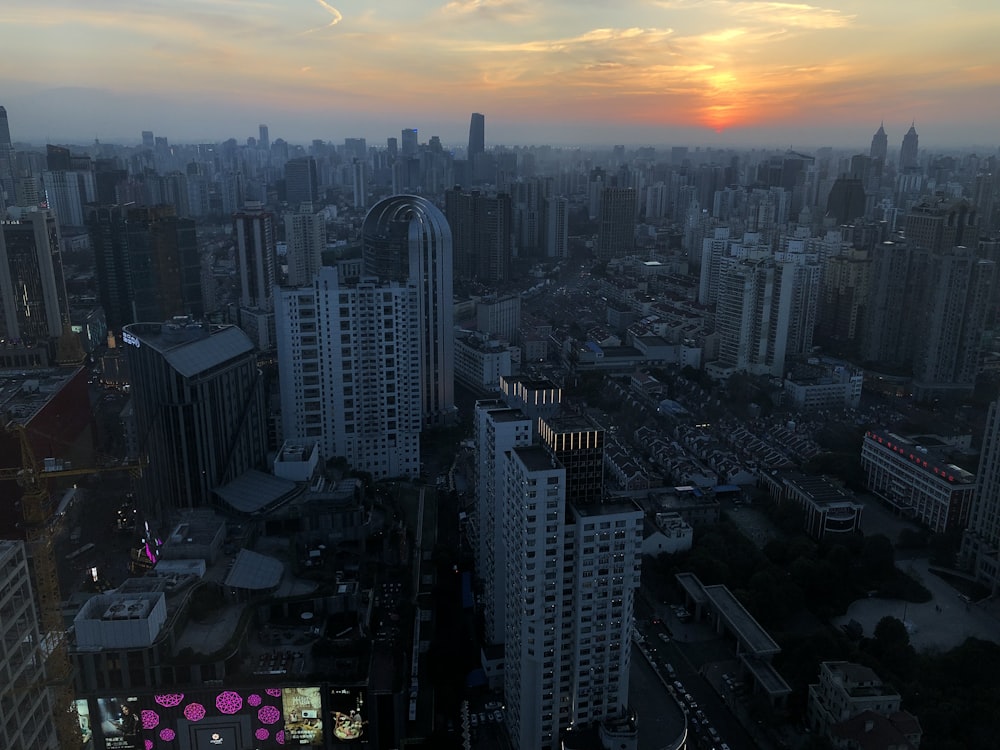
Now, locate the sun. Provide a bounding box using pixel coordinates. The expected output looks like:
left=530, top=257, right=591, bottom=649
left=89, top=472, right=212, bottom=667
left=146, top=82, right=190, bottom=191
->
left=697, top=71, right=745, bottom=133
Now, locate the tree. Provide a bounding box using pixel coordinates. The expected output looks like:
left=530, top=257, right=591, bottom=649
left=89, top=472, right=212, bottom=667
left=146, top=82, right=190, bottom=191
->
left=861, top=534, right=895, bottom=579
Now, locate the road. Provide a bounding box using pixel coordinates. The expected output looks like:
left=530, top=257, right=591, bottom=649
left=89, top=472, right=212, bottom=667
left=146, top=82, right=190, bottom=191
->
left=636, top=599, right=767, bottom=750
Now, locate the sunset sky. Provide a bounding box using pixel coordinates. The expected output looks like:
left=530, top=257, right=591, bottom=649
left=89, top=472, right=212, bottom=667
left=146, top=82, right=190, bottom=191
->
left=1, top=0, right=998, bottom=148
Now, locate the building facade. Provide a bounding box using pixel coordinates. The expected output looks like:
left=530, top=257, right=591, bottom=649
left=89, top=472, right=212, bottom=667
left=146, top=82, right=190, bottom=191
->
left=473, top=401, right=532, bottom=646
left=276, top=265, right=422, bottom=480
left=0, top=540, right=59, bottom=750
left=861, top=429, right=975, bottom=533
left=0, top=208, right=67, bottom=343
left=123, top=320, right=267, bottom=525
left=362, top=195, right=455, bottom=425
left=962, top=401, right=1000, bottom=590
left=502, top=446, right=642, bottom=750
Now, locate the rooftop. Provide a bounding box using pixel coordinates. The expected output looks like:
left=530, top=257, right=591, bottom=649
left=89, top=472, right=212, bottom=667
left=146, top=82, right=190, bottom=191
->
left=125, top=319, right=254, bottom=378
left=0, top=366, right=80, bottom=425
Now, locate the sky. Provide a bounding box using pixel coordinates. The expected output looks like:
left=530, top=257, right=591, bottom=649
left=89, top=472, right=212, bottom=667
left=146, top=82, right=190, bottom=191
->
left=1, top=0, right=998, bottom=149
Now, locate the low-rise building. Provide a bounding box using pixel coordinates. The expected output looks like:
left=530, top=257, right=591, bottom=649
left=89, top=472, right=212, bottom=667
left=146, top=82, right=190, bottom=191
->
left=758, top=471, right=863, bottom=539
left=641, top=511, right=693, bottom=555
left=784, top=361, right=863, bottom=410
left=808, top=661, right=922, bottom=750
left=455, top=330, right=518, bottom=391
left=860, top=429, right=975, bottom=533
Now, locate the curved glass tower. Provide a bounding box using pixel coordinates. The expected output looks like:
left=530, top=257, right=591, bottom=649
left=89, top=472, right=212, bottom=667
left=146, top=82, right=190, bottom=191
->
left=362, top=195, right=455, bottom=425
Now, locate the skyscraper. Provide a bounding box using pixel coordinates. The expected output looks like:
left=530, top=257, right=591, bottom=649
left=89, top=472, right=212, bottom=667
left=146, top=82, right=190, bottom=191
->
left=86, top=204, right=133, bottom=331
left=352, top=158, right=367, bottom=209
left=0, top=106, right=13, bottom=212
left=911, top=246, right=995, bottom=401
left=233, top=202, right=276, bottom=311
left=126, top=205, right=202, bottom=323
left=468, top=112, right=485, bottom=161
left=0, top=208, right=68, bottom=343
left=124, top=319, right=267, bottom=524
left=899, top=122, right=919, bottom=170
left=362, top=195, right=455, bottom=425
left=141, top=130, right=155, bottom=149
left=714, top=257, right=811, bottom=377
left=445, top=187, right=512, bottom=282
left=276, top=265, right=422, bottom=479
left=870, top=122, right=888, bottom=162
left=284, top=156, right=319, bottom=209
left=0, top=541, right=58, bottom=749
left=500, top=435, right=642, bottom=750
left=963, top=402, right=1000, bottom=591
left=543, top=195, right=569, bottom=258
left=595, top=186, right=637, bottom=261
left=284, top=203, right=325, bottom=286
left=258, top=123, right=270, bottom=151
left=401, top=128, right=418, bottom=159
left=474, top=400, right=533, bottom=645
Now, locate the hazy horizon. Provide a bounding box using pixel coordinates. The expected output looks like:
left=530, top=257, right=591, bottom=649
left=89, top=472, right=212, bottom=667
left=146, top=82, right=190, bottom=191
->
left=3, top=1, right=999, bottom=154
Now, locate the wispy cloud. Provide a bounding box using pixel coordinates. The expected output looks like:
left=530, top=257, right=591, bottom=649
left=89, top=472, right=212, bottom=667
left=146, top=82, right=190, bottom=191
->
left=302, top=0, right=342, bottom=34
left=440, top=0, right=533, bottom=21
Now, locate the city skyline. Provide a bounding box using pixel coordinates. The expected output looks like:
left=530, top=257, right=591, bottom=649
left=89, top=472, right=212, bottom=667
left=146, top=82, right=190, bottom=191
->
left=1, top=0, right=998, bottom=148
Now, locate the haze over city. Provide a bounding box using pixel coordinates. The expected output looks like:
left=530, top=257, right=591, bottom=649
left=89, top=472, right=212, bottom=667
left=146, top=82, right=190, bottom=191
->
left=3, top=0, right=1000, bottom=147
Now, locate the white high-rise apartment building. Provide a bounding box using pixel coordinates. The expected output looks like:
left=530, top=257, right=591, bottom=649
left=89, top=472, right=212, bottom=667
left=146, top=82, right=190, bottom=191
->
left=474, top=401, right=532, bottom=645
left=362, top=195, right=455, bottom=425
left=284, top=204, right=325, bottom=286
left=276, top=265, right=422, bottom=480
left=714, top=255, right=818, bottom=377
left=0, top=540, right=58, bottom=749
left=501, top=446, right=642, bottom=750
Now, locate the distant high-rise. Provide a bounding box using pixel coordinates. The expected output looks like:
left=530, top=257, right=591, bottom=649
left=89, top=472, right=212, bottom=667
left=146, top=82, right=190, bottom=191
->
left=870, top=122, right=888, bottom=162
left=911, top=246, right=994, bottom=401
left=595, top=186, right=637, bottom=261
left=233, top=202, right=276, bottom=311
left=284, top=204, right=325, bottom=286
left=352, top=158, right=367, bottom=209
left=0, top=106, right=13, bottom=211
left=0, top=209, right=68, bottom=343
left=0, top=106, right=11, bottom=147
left=444, top=187, right=512, bottom=282
left=362, top=195, right=454, bottom=425
left=87, top=204, right=201, bottom=330
left=826, top=177, right=867, bottom=225
left=258, top=123, right=270, bottom=151
left=468, top=112, right=485, bottom=161
left=124, top=320, right=267, bottom=524
left=87, top=204, right=133, bottom=331
left=714, top=256, right=817, bottom=377
left=284, top=156, right=319, bottom=208
left=386, top=137, right=398, bottom=162
left=543, top=195, right=569, bottom=258
left=125, top=205, right=202, bottom=323
left=41, top=169, right=86, bottom=227
left=899, top=122, right=919, bottom=170
left=401, top=128, right=418, bottom=159
left=276, top=265, right=423, bottom=480
left=141, top=130, right=155, bottom=149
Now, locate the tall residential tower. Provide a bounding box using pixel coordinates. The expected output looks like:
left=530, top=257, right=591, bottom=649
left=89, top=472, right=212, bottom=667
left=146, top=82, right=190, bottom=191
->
left=362, top=195, right=455, bottom=425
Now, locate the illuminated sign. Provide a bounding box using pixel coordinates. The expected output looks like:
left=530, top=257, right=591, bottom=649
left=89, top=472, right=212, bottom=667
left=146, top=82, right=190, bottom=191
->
left=122, top=330, right=141, bottom=348
left=329, top=689, right=366, bottom=743
left=282, top=687, right=324, bottom=745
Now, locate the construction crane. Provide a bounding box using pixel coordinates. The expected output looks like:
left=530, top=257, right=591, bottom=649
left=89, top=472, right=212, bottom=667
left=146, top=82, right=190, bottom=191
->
left=0, top=421, right=144, bottom=749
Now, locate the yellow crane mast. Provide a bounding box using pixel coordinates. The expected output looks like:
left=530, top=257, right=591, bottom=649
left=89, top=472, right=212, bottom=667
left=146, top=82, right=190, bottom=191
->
left=0, top=421, right=144, bottom=749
